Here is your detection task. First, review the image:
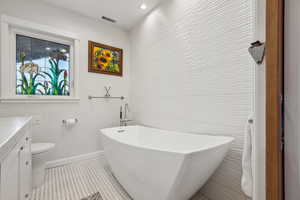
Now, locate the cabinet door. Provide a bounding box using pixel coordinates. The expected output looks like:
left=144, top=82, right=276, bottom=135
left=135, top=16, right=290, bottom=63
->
left=1, top=142, right=21, bottom=200
left=19, top=134, right=32, bottom=200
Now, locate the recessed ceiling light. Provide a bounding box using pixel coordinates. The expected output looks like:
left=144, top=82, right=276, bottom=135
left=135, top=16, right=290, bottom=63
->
left=140, top=3, right=147, bottom=10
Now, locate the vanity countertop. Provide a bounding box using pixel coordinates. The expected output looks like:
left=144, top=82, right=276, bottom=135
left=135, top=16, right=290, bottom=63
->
left=0, top=117, right=32, bottom=159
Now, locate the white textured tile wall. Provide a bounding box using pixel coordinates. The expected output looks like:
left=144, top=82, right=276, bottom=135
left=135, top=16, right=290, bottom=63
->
left=129, top=0, right=254, bottom=199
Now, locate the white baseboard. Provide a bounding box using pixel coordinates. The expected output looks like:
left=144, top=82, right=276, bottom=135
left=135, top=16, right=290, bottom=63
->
left=45, top=151, right=105, bottom=169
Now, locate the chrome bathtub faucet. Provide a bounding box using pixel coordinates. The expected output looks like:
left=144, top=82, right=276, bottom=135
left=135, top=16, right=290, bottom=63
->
left=120, top=103, right=132, bottom=126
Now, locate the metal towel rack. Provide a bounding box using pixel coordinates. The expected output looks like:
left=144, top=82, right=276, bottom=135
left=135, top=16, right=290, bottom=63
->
left=88, top=95, right=125, bottom=100
left=88, top=86, right=125, bottom=100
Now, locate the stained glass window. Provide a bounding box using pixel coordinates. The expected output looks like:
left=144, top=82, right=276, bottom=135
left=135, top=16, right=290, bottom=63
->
left=16, top=34, right=71, bottom=96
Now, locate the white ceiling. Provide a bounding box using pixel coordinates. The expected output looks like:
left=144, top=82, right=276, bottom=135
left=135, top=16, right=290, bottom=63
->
left=41, top=0, right=165, bottom=30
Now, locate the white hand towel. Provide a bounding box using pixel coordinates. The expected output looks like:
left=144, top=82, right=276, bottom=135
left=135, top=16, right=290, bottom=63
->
left=241, top=115, right=253, bottom=197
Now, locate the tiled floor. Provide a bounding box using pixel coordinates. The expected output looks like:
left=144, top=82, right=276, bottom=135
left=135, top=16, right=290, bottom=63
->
left=31, top=158, right=209, bottom=200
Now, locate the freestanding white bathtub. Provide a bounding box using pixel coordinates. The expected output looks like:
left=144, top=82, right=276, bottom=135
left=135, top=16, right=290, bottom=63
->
left=100, top=126, right=234, bottom=200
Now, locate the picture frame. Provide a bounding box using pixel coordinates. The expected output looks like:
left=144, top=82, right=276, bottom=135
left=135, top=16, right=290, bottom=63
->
left=88, top=41, right=123, bottom=76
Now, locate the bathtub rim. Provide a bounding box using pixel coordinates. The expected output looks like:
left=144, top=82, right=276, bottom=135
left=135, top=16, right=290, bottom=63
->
left=100, top=125, right=234, bottom=155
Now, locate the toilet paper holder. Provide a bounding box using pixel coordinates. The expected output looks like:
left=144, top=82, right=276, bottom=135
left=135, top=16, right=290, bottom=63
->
left=62, top=118, right=78, bottom=124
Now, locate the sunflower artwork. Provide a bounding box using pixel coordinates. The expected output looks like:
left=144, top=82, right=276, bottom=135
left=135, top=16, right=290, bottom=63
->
left=88, top=41, right=123, bottom=76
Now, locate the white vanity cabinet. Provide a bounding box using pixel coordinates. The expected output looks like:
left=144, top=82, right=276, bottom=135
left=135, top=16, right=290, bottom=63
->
left=0, top=117, right=32, bottom=200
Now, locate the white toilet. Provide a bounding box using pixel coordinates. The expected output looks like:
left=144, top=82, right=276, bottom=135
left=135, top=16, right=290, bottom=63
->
left=31, top=143, right=55, bottom=188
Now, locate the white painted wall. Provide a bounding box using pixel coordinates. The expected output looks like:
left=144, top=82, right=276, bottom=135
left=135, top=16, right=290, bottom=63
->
left=129, top=0, right=254, bottom=199
left=285, top=0, right=300, bottom=199
left=0, top=0, right=131, bottom=162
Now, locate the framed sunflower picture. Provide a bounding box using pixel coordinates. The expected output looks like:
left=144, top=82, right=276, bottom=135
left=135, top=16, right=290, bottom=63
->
left=88, top=41, right=123, bottom=76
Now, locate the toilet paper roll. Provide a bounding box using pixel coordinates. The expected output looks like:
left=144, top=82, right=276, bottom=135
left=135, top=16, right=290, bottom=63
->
left=62, top=118, right=78, bottom=126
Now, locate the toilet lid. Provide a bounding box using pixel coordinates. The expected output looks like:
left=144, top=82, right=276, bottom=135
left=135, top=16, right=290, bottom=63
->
left=32, top=143, right=55, bottom=155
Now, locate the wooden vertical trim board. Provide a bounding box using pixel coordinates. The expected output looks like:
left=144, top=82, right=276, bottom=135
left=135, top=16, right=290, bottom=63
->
left=266, top=0, right=284, bottom=200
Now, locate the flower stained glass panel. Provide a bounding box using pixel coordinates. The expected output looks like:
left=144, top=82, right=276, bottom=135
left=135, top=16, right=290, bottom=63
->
left=16, top=34, right=71, bottom=96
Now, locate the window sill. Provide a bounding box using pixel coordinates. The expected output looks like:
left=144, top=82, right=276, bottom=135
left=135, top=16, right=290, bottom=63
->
left=0, top=97, right=80, bottom=103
